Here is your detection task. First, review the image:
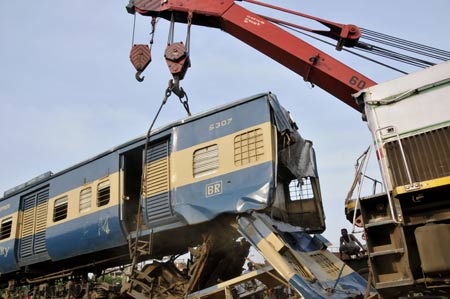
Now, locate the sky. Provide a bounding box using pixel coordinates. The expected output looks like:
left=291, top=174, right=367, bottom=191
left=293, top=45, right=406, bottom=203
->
left=1, top=0, right=449, bottom=248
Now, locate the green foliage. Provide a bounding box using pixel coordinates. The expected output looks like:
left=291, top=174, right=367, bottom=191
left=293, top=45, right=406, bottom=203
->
left=100, top=275, right=123, bottom=285
left=0, top=286, right=30, bottom=299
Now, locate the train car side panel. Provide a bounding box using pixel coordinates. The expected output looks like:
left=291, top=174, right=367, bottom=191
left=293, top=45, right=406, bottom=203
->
left=0, top=198, right=20, bottom=273
left=139, top=95, right=275, bottom=227
left=173, top=161, right=274, bottom=224
left=172, top=95, right=272, bottom=152
left=46, top=171, right=127, bottom=260
left=46, top=206, right=124, bottom=261
left=170, top=121, right=274, bottom=224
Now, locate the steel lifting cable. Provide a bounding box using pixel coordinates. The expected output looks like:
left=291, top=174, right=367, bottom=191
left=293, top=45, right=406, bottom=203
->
left=129, top=11, right=192, bottom=277
left=131, top=13, right=137, bottom=48
left=241, top=0, right=449, bottom=72
left=250, top=12, right=412, bottom=73
left=347, top=27, right=449, bottom=68
left=137, top=87, right=191, bottom=226
left=130, top=83, right=191, bottom=284
left=277, top=20, right=446, bottom=72
left=361, top=28, right=450, bottom=60
left=359, top=35, right=449, bottom=62
left=168, top=12, right=175, bottom=44
left=185, top=13, right=192, bottom=56
left=131, top=12, right=159, bottom=51
left=276, top=22, right=409, bottom=74
left=283, top=19, right=446, bottom=70
left=356, top=43, right=437, bottom=68
left=130, top=99, right=165, bottom=271
left=357, top=30, right=450, bottom=67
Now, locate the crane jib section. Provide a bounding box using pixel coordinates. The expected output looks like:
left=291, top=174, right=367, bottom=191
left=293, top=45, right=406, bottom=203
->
left=128, top=0, right=377, bottom=110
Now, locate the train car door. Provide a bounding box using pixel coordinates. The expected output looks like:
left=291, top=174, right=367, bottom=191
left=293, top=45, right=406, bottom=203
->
left=19, top=187, right=49, bottom=263
left=121, top=136, right=178, bottom=233
left=141, top=137, right=179, bottom=227
left=120, top=145, right=143, bottom=233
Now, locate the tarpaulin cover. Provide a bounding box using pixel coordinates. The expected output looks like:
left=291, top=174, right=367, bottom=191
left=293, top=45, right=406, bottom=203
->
left=268, top=95, right=318, bottom=179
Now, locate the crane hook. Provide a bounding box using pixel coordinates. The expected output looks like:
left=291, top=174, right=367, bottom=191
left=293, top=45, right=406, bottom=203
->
left=135, top=71, right=145, bottom=82
left=130, top=44, right=151, bottom=83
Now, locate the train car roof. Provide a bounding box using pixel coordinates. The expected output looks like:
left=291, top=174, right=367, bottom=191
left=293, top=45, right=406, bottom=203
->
left=1, top=92, right=274, bottom=200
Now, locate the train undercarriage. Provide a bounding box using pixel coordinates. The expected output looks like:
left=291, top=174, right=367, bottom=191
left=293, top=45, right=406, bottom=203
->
left=0, top=215, right=248, bottom=299
left=1, top=212, right=371, bottom=299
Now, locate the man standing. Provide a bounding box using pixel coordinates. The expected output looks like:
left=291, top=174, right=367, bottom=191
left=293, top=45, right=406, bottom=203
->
left=339, top=228, right=364, bottom=259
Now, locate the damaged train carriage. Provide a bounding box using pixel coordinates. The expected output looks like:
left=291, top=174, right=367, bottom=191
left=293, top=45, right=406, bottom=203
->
left=0, top=93, right=325, bottom=290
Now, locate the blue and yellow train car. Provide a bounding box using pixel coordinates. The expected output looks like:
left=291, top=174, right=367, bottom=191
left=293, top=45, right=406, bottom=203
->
left=0, top=93, right=326, bottom=294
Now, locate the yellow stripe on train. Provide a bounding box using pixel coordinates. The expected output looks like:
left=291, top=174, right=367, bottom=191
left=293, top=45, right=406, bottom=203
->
left=168, top=122, right=274, bottom=191
left=0, top=211, right=20, bottom=242
left=393, top=175, right=450, bottom=196
left=18, top=121, right=274, bottom=236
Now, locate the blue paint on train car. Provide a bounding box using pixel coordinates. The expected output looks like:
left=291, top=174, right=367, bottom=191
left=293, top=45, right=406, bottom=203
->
left=171, top=162, right=274, bottom=224
left=337, top=271, right=371, bottom=295
left=46, top=206, right=126, bottom=261
left=280, top=231, right=369, bottom=296
left=0, top=198, right=19, bottom=273
left=288, top=275, right=323, bottom=299
left=289, top=271, right=368, bottom=299
left=281, top=231, right=330, bottom=252
left=172, top=96, right=271, bottom=151
left=0, top=198, right=19, bottom=219
left=281, top=233, right=371, bottom=298
left=19, top=232, right=48, bottom=260
left=2, top=152, right=119, bottom=204
left=48, top=153, right=119, bottom=200
left=0, top=239, right=18, bottom=273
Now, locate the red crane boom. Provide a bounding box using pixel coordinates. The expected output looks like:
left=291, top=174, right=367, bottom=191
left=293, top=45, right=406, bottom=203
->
left=127, top=0, right=377, bottom=110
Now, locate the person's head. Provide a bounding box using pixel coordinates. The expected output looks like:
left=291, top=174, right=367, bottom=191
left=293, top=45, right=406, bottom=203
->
left=341, top=228, right=348, bottom=236
left=247, top=262, right=254, bottom=270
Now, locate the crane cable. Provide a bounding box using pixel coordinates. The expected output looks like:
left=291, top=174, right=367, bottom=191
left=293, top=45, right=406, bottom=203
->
left=129, top=94, right=166, bottom=270
left=276, top=22, right=409, bottom=74
left=129, top=80, right=192, bottom=292
left=241, top=0, right=450, bottom=74
left=356, top=27, right=450, bottom=69
left=275, top=21, right=449, bottom=74
left=360, top=28, right=450, bottom=61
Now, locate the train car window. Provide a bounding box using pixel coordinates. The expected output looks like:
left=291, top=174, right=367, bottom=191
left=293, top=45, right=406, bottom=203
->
left=234, top=128, right=264, bottom=166
left=79, top=187, right=92, bottom=213
left=53, top=196, right=68, bottom=222
left=193, top=144, right=219, bottom=178
left=289, top=178, right=314, bottom=201
left=97, top=180, right=110, bottom=207
left=0, top=217, right=13, bottom=240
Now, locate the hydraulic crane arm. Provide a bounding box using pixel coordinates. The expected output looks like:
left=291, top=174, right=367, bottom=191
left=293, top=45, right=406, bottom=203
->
left=127, top=0, right=377, bottom=110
